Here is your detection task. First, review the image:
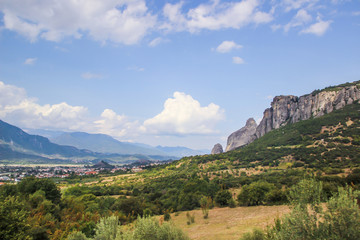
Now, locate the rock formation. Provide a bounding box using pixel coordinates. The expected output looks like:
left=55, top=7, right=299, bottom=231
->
left=211, top=143, right=223, bottom=154
left=226, top=83, right=360, bottom=151
left=225, top=118, right=257, bottom=151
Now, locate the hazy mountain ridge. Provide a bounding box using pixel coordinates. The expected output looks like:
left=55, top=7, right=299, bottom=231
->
left=0, top=120, right=177, bottom=164
left=50, top=132, right=167, bottom=156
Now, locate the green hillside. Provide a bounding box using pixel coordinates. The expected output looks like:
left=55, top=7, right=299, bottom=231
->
left=195, top=101, right=360, bottom=171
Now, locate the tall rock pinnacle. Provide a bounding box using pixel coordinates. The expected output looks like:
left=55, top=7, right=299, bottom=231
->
left=225, top=118, right=257, bottom=152
left=211, top=143, right=223, bottom=154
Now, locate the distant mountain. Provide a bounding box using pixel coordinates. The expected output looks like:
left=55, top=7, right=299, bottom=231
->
left=50, top=132, right=167, bottom=156
left=24, top=128, right=66, bottom=139
left=155, top=146, right=209, bottom=157
left=0, top=120, right=176, bottom=164
left=0, top=120, right=93, bottom=158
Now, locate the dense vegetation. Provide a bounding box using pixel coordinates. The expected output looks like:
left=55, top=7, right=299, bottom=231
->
left=1, top=101, right=360, bottom=239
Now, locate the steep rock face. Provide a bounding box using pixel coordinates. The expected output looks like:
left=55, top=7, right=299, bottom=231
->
left=256, top=85, right=360, bottom=139
left=226, top=118, right=257, bottom=151
left=211, top=143, right=223, bottom=154
left=226, top=83, right=360, bottom=152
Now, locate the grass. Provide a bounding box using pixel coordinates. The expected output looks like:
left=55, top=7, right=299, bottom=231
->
left=164, top=205, right=290, bottom=240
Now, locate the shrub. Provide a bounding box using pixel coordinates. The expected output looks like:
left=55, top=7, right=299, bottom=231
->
left=215, top=190, right=232, bottom=207
left=237, top=181, right=275, bottom=206
left=164, top=212, right=171, bottom=221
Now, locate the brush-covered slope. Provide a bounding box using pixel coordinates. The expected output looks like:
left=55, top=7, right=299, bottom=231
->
left=192, top=102, right=360, bottom=171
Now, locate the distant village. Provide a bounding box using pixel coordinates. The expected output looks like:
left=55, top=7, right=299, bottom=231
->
left=0, top=160, right=170, bottom=184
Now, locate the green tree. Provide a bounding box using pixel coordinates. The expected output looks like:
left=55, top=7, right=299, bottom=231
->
left=0, top=196, right=31, bottom=240
left=237, top=181, right=275, bottom=206
left=215, top=190, right=232, bottom=207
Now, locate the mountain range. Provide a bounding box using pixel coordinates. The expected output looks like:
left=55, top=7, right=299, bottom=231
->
left=0, top=121, right=208, bottom=164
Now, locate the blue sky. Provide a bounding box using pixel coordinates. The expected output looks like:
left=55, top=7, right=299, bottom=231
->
left=0, top=0, right=359, bottom=149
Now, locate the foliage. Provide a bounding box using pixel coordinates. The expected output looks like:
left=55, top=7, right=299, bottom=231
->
left=0, top=196, right=31, bottom=240
left=238, top=181, right=276, bottom=206
left=214, top=190, right=232, bottom=207
left=243, top=180, right=360, bottom=240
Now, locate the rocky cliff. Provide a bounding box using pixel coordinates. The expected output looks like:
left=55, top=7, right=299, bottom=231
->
left=226, top=118, right=257, bottom=151
left=226, top=82, right=360, bottom=151
left=211, top=143, right=224, bottom=154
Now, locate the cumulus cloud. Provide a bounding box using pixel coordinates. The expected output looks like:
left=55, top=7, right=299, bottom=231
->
left=300, top=17, right=332, bottom=36
left=0, top=81, right=139, bottom=139
left=24, top=58, right=37, bottom=65
left=284, top=8, right=312, bottom=32
left=143, top=92, right=224, bottom=135
left=232, top=56, right=245, bottom=64
left=0, top=0, right=156, bottom=45
left=216, top=41, right=242, bottom=53
left=162, top=0, right=273, bottom=32
left=81, top=72, right=103, bottom=79
left=0, top=81, right=88, bottom=130
left=94, top=109, right=140, bottom=138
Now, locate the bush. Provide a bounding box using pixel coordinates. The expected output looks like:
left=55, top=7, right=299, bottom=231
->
left=215, top=190, right=232, bottom=207
left=240, top=229, right=265, bottom=240
left=237, top=181, right=275, bottom=206
left=164, top=212, right=171, bottom=221
left=265, top=180, right=360, bottom=240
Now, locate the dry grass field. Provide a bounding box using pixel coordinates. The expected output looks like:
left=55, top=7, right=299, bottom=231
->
left=167, top=205, right=290, bottom=240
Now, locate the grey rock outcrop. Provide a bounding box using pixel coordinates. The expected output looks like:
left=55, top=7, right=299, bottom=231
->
left=226, top=83, right=360, bottom=152
left=226, top=118, right=257, bottom=151
left=256, top=85, right=360, bottom=139
left=211, top=143, right=223, bottom=154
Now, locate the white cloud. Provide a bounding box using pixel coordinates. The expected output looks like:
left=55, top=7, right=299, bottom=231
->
left=271, top=24, right=282, bottom=31
left=232, top=56, right=245, bottom=64
left=94, top=109, right=140, bottom=138
left=162, top=0, right=273, bottom=32
left=216, top=41, right=242, bottom=53
left=143, top=92, right=224, bottom=135
left=282, top=0, right=319, bottom=12
left=24, top=58, right=37, bottom=65
left=0, top=81, right=88, bottom=130
left=0, top=81, right=139, bottom=139
left=300, top=17, right=332, bottom=36
left=0, top=0, right=156, bottom=45
left=81, top=72, right=103, bottom=79
left=284, top=9, right=312, bottom=32
left=148, top=37, right=168, bottom=47
left=352, top=11, right=360, bottom=16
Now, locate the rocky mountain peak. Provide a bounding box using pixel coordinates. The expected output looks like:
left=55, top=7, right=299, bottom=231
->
left=225, top=118, right=257, bottom=152
left=211, top=143, right=223, bottom=154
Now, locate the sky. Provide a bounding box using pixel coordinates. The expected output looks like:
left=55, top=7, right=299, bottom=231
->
left=0, top=0, right=359, bottom=150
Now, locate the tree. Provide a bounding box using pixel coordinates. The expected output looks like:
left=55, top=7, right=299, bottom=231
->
left=237, top=181, right=275, bottom=206
left=0, top=196, right=31, bottom=240
left=215, top=190, right=232, bottom=207
left=17, top=176, right=61, bottom=204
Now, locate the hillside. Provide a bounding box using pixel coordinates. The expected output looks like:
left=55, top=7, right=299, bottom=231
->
left=0, top=120, right=175, bottom=164
left=189, top=102, right=360, bottom=173
left=225, top=80, right=360, bottom=151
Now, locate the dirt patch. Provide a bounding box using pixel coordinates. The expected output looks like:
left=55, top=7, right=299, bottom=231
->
left=169, top=205, right=290, bottom=240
